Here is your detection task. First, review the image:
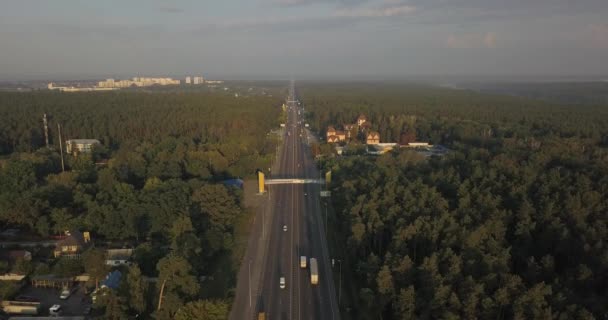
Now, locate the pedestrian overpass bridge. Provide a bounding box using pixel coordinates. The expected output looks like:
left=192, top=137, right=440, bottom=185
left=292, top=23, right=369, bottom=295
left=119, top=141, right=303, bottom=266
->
left=257, top=171, right=330, bottom=193
left=265, top=179, right=324, bottom=185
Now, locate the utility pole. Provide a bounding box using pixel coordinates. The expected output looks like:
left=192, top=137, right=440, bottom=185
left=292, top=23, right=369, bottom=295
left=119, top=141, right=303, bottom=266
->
left=57, top=123, right=65, bottom=172
left=248, top=260, right=252, bottom=308
left=325, top=203, right=328, bottom=237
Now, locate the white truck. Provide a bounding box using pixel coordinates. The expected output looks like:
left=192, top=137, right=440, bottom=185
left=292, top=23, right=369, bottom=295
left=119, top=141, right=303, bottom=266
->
left=310, top=258, right=319, bottom=285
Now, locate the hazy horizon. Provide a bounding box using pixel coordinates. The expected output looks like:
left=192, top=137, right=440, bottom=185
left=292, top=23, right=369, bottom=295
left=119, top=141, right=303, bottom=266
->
left=1, top=0, right=608, bottom=80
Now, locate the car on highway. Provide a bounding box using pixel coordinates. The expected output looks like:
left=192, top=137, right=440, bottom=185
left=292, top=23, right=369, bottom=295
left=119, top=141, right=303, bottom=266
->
left=283, top=225, right=287, bottom=232
left=300, top=256, right=307, bottom=268
left=59, top=287, right=72, bottom=300
left=49, top=304, right=63, bottom=316
left=280, top=277, right=286, bottom=289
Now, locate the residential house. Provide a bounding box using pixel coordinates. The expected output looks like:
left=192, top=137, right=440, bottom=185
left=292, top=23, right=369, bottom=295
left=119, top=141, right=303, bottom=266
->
left=53, top=230, right=90, bottom=258
left=357, top=114, right=367, bottom=126
left=335, top=131, right=347, bottom=141
left=327, top=135, right=339, bottom=143
left=105, top=249, right=133, bottom=266
left=326, top=126, right=336, bottom=140
left=359, top=121, right=372, bottom=131
left=65, top=139, right=101, bottom=155
left=366, top=132, right=380, bottom=144
left=344, top=124, right=356, bottom=138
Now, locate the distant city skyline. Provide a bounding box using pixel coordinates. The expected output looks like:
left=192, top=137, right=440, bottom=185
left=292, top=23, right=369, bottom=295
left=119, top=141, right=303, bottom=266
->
left=1, top=0, right=608, bottom=80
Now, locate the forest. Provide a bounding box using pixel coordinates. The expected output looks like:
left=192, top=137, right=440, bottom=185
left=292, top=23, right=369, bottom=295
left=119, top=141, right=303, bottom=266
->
left=0, top=90, right=282, bottom=319
left=301, top=82, right=608, bottom=319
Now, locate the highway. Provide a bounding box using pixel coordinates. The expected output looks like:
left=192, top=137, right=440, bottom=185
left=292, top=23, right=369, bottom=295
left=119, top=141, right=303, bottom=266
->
left=231, top=81, right=340, bottom=320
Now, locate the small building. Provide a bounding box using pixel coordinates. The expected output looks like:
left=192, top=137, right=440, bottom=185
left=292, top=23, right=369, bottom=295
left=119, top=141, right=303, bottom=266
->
left=366, top=132, right=380, bottom=144
left=357, top=115, right=367, bottom=126
left=327, top=135, right=339, bottom=143
left=31, top=275, right=74, bottom=289
left=101, top=270, right=122, bottom=289
left=0, top=273, right=27, bottom=281
left=65, top=139, right=100, bottom=155
left=105, top=249, right=133, bottom=266
left=53, top=231, right=90, bottom=259
left=326, top=126, right=336, bottom=139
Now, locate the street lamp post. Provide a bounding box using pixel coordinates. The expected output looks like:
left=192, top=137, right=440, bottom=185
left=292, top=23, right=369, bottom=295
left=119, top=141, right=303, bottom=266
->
left=325, top=203, right=328, bottom=237
left=337, top=259, right=342, bottom=306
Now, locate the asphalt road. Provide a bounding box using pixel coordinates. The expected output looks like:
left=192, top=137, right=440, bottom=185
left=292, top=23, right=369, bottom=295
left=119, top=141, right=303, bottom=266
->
left=231, top=81, right=340, bottom=320
left=260, top=82, right=340, bottom=320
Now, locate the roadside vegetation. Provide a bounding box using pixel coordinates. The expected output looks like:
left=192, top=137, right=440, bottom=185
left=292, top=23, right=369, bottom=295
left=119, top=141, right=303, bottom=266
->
left=302, top=82, right=608, bottom=319
left=0, top=90, right=282, bottom=319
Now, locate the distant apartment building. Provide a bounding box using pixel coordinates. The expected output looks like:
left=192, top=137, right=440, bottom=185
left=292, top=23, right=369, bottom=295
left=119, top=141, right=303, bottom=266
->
left=185, top=76, right=192, bottom=84
left=47, top=83, right=116, bottom=92
left=66, top=139, right=101, bottom=154
left=193, top=76, right=204, bottom=84
left=97, top=77, right=180, bottom=88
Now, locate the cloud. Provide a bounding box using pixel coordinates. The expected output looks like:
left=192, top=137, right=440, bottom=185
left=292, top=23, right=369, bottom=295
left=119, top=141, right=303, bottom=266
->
left=334, top=4, right=416, bottom=17
left=447, top=32, right=497, bottom=49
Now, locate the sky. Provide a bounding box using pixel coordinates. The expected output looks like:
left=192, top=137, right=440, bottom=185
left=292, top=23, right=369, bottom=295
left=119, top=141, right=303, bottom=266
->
left=1, top=0, right=608, bottom=80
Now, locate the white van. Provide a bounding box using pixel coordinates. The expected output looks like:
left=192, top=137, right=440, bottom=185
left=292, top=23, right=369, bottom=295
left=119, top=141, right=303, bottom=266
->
left=300, top=256, right=307, bottom=268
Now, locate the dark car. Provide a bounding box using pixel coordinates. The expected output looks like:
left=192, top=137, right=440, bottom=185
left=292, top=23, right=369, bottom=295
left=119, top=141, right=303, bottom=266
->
left=14, top=295, right=39, bottom=302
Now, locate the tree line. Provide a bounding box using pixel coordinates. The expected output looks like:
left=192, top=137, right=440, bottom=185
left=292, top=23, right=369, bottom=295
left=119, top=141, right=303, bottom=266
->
left=0, top=89, right=283, bottom=319
left=303, top=82, right=608, bottom=319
